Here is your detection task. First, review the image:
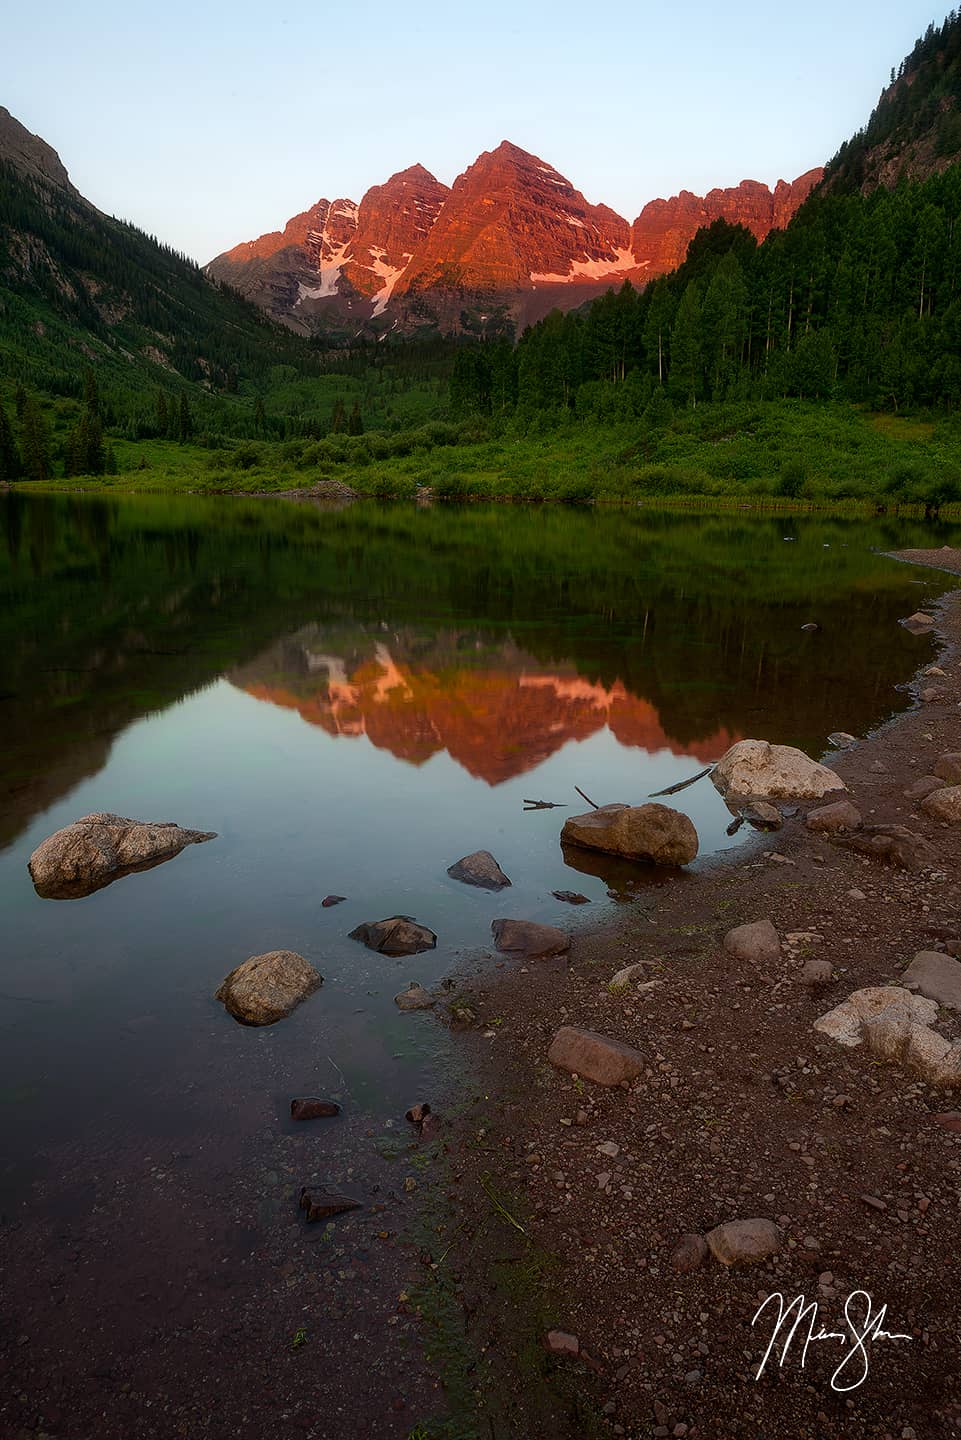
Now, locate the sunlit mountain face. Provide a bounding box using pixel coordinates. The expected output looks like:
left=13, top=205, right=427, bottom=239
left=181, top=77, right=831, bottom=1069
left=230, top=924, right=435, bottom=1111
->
left=231, top=626, right=738, bottom=785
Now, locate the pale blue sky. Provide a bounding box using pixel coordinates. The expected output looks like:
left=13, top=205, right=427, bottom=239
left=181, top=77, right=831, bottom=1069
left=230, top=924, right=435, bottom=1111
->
left=1, top=1, right=946, bottom=263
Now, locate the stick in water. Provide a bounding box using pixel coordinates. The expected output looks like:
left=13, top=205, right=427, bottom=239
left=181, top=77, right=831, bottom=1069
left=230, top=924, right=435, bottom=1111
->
left=649, top=764, right=715, bottom=798
left=574, top=785, right=599, bottom=809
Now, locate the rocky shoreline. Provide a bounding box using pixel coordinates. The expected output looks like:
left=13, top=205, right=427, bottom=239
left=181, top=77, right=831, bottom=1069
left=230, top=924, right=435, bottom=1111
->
left=427, top=549, right=961, bottom=1439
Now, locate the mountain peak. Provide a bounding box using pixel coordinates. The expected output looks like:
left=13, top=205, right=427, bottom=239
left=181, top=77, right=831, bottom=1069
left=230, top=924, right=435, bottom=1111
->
left=0, top=107, right=75, bottom=193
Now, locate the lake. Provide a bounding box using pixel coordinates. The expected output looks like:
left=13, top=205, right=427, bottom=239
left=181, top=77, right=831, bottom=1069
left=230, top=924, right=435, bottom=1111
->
left=0, top=493, right=954, bottom=1433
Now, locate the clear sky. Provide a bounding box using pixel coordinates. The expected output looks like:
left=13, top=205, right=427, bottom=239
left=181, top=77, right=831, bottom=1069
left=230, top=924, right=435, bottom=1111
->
left=0, top=0, right=947, bottom=264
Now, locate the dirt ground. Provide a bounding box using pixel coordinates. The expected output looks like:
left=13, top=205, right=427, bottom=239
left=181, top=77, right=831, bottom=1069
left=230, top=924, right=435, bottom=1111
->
left=431, top=550, right=961, bottom=1440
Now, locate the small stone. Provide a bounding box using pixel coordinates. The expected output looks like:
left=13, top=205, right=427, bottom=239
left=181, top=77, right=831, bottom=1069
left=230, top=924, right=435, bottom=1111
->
left=670, top=1233, right=708, bottom=1274
left=932, top=753, right=961, bottom=785
left=545, top=1330, right=579, bottom=1357
left=321, top=894, right=346, bottom=907
left=801, top=959, right=833, bottom=988
left=552, top=890, right=591, bottom=905
left=405, top=1103, right=431, bottom=1125
left=705, top=1218, right=781, bottom=1265
left=921, top=786, right=961, bottom=824
left=394, top=983, right=435, bottom=1011
left=491, top=918, right=569, bottom=958
left=350, top=916, right=437, bottom=955
left=596, top=1140, right=620, bottom=1158
left=860, top=1194, right=887, bottom=1212
left=299, top=1187, right=362, bottom=1222
left=609, top=961, right=657, bottom=992
left=447, top=850, right=511, bottom=890
left=547, top=1026, right=644, bottom=1086
left=805, top=799, right=862, bottom=834
left=847, top=888, right=866, bottom=900
left=901, top=951, right=961, bottom=1011
left=723, top=919, right=781, bottom=966
left=901, top=612, right=936, bottom=632
left=904, top=776, right=946, bottom=802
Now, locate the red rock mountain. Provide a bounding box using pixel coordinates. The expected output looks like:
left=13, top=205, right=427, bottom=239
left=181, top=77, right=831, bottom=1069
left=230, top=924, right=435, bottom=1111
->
left=398, top=141, right=634, bottom=294
left=630, top=170, right=823, bottom=276
left=207, top=142, right=822, bottom=334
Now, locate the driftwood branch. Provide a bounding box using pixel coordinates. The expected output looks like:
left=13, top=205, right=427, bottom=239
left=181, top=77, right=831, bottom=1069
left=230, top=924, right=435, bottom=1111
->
left=574, top=785, right=599, bottom=809
left=649, top=764, right=715, bottom=798
left=522, top=799, right=567, bottom=810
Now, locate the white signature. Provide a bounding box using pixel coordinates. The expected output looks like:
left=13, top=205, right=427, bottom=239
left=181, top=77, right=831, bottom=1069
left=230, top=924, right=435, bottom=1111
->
left=752, top=1291, right=913, bottom=1392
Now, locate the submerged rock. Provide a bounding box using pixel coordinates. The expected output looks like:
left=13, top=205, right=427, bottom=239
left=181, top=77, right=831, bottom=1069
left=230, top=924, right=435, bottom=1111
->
left=290, top=1098, right=341, bottom=1121
left=561, top=802, right=698, bottom=866
left=299, top=1186, right=361, bottom=1221
left=28, top=812, right=216, bottom=899
left=349, top=916, right=437, bottom=955
left=216, top=950, right=322, bottom=1026
left=447, top=850, right=511, bottom=890
left=491, top=918, right=570, bottom=958
left=712, top=740, right=845, bottom=802
left=394, top=982, right=435, bottom=1011
left=552, top=890, right=591, bottom=905
left=901, top=611, right=936, bottom=633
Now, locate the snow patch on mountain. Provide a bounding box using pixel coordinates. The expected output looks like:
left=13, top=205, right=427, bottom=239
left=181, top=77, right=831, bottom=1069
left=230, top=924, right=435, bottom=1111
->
left=529, top=246, right=637, bottom=284
left=368, top=250, right=413, bottom=316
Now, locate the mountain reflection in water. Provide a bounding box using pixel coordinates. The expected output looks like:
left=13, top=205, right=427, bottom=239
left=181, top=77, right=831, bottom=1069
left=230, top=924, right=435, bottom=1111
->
left=232, top=627, right=737, bottom=784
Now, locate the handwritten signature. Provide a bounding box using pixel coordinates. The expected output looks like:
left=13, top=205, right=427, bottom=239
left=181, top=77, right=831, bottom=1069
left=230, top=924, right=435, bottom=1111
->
left=752, top=1291, right=912, bottom=1392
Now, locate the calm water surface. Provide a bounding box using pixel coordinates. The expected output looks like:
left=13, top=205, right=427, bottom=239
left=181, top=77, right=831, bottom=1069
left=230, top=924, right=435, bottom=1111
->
left=0, top=495, right=955, bottom=1214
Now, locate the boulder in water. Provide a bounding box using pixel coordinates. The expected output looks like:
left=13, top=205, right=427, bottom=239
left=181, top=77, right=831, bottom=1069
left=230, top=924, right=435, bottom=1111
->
left=561, top=803, right=698, bottom=867
left=28, top=812, right=216, bottom=900
left=349, top=916, right=437, bottom=955
left=216, top=950, right=322, bottom=1026
left=712, top=740, right=846, bottom=802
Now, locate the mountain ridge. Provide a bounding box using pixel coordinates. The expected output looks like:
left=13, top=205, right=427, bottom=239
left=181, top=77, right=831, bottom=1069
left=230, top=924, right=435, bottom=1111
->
left=206, top=142, right=822, bottom=336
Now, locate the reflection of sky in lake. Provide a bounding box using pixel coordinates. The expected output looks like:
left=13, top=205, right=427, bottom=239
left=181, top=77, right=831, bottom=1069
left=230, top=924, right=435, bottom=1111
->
left=1, top=495, right=955, bottom=1211
left=0, top=668, right=743, bottom=1208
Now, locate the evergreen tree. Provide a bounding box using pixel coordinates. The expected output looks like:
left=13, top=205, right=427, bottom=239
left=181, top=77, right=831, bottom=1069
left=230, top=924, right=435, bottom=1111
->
left=347, top=400, right=364, bottom=435
left=178, top=393, right=193, bottom=443
left=20, top=398, right=51, bottom=482
left=669, top=283, right=703, bottom=407
left=83, top=368, right=100, bottom=415
left=0, top=403, right=21, bottom=480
